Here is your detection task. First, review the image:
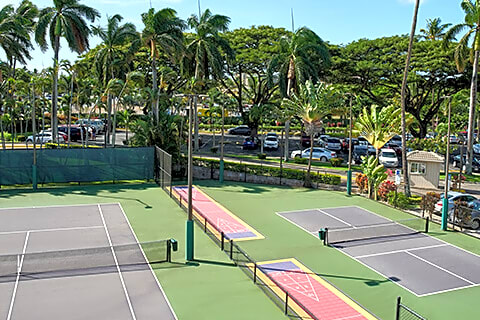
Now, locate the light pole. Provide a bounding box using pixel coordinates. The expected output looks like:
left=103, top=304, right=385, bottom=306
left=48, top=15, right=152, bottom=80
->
left=346, top=94, right=354, bottom=196
left=174, top=93, right=207, bottom=261
left=442, top=95, right=452, bottom=231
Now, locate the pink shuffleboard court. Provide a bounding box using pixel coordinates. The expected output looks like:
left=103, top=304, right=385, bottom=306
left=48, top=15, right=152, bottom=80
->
left=258, top=259, right=377, bottom=320
left=173, top=186, right=263, bottom=241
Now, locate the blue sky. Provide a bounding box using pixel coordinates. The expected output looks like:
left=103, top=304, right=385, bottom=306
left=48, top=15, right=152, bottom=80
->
left=0, top=0, right=466, bottom=70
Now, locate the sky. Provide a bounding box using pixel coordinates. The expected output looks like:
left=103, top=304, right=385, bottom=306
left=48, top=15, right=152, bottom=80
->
left=0, top=0, right=467, bottom=70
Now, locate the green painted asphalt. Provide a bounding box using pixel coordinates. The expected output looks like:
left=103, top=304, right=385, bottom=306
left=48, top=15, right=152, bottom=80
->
left=0, top=184, right=285, bottom=320
left=194, top=180, right=480, bottom=320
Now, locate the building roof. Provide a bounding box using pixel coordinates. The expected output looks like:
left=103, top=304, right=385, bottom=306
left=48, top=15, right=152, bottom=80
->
left=407, top=150, right=444, bottom=163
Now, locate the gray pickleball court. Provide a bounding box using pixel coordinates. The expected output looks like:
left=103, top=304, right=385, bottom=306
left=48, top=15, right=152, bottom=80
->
left=278, top=206, right=480, bottom=296
left=0, top=203, right=177, bottom=320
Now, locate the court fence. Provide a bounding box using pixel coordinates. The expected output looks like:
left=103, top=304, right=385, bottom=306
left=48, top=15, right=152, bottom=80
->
left=395, top=297, right=426, bottom=320
left=154, top=146, right=173, bottom=196
left=0, top=147, right=155, bottom=189
left=170, top=186, right=380, bottom=320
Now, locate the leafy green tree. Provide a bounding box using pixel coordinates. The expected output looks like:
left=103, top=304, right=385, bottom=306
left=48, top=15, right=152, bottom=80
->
left=444, top=0, right=480, bottom=174
left=141, top=8, right=185, bottom=123
left=35, top=0, right=99, bottom=142
left=268, top=27, right=330, bottom=160
left=420, top=18, right=451, bottom=40
left=361, top=155, right=388, bottom=200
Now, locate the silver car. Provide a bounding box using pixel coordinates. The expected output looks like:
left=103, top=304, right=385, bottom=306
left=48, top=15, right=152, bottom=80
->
left=291, top=148, right=336, bottom=162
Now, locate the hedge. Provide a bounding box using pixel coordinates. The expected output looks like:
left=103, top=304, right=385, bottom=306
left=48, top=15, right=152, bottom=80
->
left=193, top=157, right=341, bottom=186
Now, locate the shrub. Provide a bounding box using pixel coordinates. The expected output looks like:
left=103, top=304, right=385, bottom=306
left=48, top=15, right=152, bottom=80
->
left=355, top=173, right=368, bottom=193
left=453, top=200, right=473, bottom=227
left=45, top=143, right=100, bottom=149
left=377, top=181, right=397, bottom=201
left=257, top=153, right=267, bottom=160
left=17, top=135, right=26, bottom=142
left=210, top=146, right=218, bottom=154
left=330, top=157, right=343, bottom=167
left=421, top=192, right=440, bottom=218
left=293, top=157, right=308, bottom=164
left=387, top=191, right=410, bottom=209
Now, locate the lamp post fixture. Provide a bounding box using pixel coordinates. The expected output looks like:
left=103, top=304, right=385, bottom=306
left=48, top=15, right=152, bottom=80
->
left=346, top=94, right=354, bottom=196
left=174, top=93, right=207, bottom=261
left=441, top=95, right=453, bottom=231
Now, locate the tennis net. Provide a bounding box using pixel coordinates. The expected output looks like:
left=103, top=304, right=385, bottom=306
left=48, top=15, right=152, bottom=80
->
left=0, top=240, right=173, bottom=280
left=325, top=218, right=429, bottom=247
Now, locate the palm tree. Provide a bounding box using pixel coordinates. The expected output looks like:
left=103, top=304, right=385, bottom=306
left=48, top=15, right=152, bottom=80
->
left=444, top=0, right=480, bottom=175
left=420, top=18, right=451, bottom=41
left=283, top=81, right=341, bottom=186
left=142, top=8, right=185, bottom=124
left=268, top=27, right=330, bottom=161
left=35, top=0, right=99, bottom=143
left=400, top=0, right=420, bottom=197
left=92, top=14, right=138, bottom=146
left=355, top=105, right=410, bottom=157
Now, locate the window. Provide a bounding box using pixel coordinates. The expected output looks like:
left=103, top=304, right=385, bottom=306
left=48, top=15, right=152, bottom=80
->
left=410, top=162, right=426, bottom=175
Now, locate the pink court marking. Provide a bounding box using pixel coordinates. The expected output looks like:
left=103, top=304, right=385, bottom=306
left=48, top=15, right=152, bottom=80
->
left=173, top=186, right=262, bottom=240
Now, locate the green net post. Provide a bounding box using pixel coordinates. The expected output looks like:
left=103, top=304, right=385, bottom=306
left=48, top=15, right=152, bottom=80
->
left=347, top=170, right=352, bottom=196
left=219, top=159, right=224, bottom=183
left=441, top=197, right=449, bottom=231
left=186, top=220, right=194, bottom=261
left=32, top=164, right=37, bottom=191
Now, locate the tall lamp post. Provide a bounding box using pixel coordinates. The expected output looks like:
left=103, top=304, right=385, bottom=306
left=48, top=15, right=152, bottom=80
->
left=174, top=93, right=207, bottom=261
left=441, top=95, right=453, bottom=231
left=346, top=94, right=354, bottom=196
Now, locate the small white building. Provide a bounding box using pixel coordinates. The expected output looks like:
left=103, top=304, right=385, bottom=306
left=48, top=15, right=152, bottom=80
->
left=407, top=151, right=444, bottom=189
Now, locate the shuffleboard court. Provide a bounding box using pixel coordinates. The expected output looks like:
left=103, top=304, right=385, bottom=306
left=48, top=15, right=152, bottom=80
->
left=173, top=186, right=263, bottom=241
left=278, top=206, right=480, bottom=296
left=0, top=203, right=177, bottom=320
left=256, top=258, right=377, bottom=320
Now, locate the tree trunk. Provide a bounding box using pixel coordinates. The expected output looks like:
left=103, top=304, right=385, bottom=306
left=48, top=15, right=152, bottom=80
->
left=284, top=120, right=291, bottom=161
left=112, top=97, right=118, bottom=147
left=105, top=94, right=112, bottom=147
left=466, top=50, right=479, bottom=175
left=52, top=35, right=60, bottom=143
left=400, top=0, right=420, bottom=197
left=151, top=41, right=159, bottom=125
left=194, top=98, right=199, bottom=151
left=68, top=74, right=74, bottom=148
left=0, top=115, right=5, bottom=150
left=305, top=134, right=314, bottom=188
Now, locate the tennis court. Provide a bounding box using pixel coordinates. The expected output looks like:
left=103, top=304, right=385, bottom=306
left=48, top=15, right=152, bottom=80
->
left=278, top=206, right=480, bottom=296
left=0, top=203, right=176, bottom=320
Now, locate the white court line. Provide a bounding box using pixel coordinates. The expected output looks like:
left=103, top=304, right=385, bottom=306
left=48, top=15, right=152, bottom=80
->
left=116, top=203, right=178, bottom=320
left=405, top=251, right=476, bottom=285
left=0, top=226, right=104, bottom=235
left=316, top=209, right=355, bottom=228
left=354, top=244, right=449, bottom=259
left=0, top=202, right=119, bottom=211
left=275, top=212, right=323, bottom=237
left=98, top=205, right=137, bottom=320
left=7, top=231, right=29, bottom=320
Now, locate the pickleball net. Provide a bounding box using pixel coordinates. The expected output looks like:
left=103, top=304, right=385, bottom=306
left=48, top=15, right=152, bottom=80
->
left=0, top=239, right=173, bottom=280
left=325, top=217, right=429, bottom=247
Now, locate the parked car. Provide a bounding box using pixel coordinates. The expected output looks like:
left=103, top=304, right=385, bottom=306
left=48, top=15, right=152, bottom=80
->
left=266, top=132, right=278, bottom=138
left=263, top=136, right=279, bottom=150
left=473, top=144, right=480, bottom=155
left=301, top=134, right=312, bottom=147
left=449, top=135, right=460, bottom=144
left=379, top=149, right=399, bottom=168
left=38, top=129, right=68, bottom=142
left=452, top=155, right=480, bottom=172
left=320, top=137, right=342, bottom=151
left=354, top=142, right=376, bottom=156
left=228, top=125, right=251, bottom=136
left=76, top=119, right=105, bottom=133
left=26, top=132, right=65, bottom=144
left=435, top=192, right=477, bottom=215
left=58, top=125, right=90, bottom=142
left=451, top=200, right=480, bottom=230
left=242, top=137, right=259, bottom=150
left=389, top=135, right=403, bottom=146
left=291, top=147, right=336, bottom=162
left=383, top=142, right=402, bottom=157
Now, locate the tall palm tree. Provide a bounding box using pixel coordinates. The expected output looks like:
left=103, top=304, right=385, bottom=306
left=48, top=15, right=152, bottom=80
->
left=142, top=8, right=185, bottom=124
left=420, top=18, right=451, bottom=41
left=35, top=0, right=99, bottom=143
left=400, top=0, right=421, bottom=197
left=268, top=27, right=330, bottom=161
left=92, top=14, right=138, bottom=146
left=283, top=81, right=341, bottom=186
left=444, top=0, right=480, bottom=175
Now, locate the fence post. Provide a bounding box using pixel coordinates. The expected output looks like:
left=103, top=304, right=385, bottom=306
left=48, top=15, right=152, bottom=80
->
left=204, top=217, right=207, bottom=232
left=254, top=263, right=257, bottom=283
left=244, top=163, right=247, bottom=182
left=395, top=297, right=401, bottom=320
left=221, top=232, right=225, bottom=251
left=230, top=239, right=234, bottom=260
left=285, top=292, right=289, bottom=315
left=166, top=239, right=171, bottom=262
left=425, top=217, right=429, bottom=233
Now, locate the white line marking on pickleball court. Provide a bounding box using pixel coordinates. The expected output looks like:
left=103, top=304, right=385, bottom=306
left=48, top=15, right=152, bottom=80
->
left=7, top=231, right=30, bottom=320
